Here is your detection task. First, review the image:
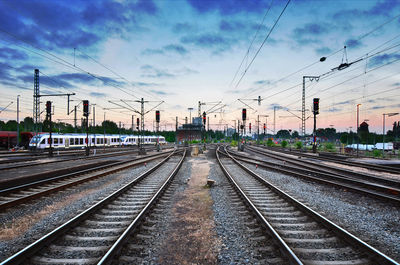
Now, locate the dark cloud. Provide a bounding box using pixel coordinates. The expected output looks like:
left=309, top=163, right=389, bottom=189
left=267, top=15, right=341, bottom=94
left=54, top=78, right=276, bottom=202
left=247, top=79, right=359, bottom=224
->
left=333, top=0, right=399, bottom=21
left=90, top=92, right=107, bottom=98
left=219, top=20, right=246, bottom=32
left=315, top=47, right=332, bottom=55
left=0, top=47, right=28, bottom=60
left=164, top=44, right=188, bottom=55
left=254, top=80, right=272, bottom=85
left=327, top=107, right=342, bottom=113
left=142, top=48, right=164, bottom=55
left=150, top=89, right=175, bottom=96
left=16, top=71, right=125, bottom=90
left=142, top=44, right=188, bottom=56
left=140, top=65, right=175, bottom=78
left=181, top=33, right=234, bottom=53
left=172, top=22, right=197, bottom=33
left=371, top=105, right=385, bottom=110
left=369, top=53, right=400, bottom=67
left=132, top=82, right=161, bottom=87
left=345, top=39, right=363, bottom=49
left=0, top=0, right=157, bottom=51
left=291, top=23, right=330, bottom=46
left=187, top=0, right=266, bottom=15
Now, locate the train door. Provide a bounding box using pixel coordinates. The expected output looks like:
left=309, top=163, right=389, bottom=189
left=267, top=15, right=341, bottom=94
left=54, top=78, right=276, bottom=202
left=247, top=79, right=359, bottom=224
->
left=107, top=138, right=110, bottom=146
left=65, top=138, right=69, bottom=148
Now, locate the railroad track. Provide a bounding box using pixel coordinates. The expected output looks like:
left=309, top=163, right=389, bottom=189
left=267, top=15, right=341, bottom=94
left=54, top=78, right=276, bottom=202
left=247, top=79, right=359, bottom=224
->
left=0, top=150, right=175, bottom=211
left=257, top=146, right=400, bottom=174
left=0, top=146, right=166, bottom=169
left=0, top=149, right=186, bottom=265
left=0, top=146, right=172, bottom=171
left=217, top=146, right=399, bottom=265
left=239, top=146, right=400, bottom=204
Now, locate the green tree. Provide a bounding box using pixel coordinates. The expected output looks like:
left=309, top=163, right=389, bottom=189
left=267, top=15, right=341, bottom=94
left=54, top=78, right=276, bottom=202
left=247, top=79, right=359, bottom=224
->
left=276, top=130, right=290, bottom=139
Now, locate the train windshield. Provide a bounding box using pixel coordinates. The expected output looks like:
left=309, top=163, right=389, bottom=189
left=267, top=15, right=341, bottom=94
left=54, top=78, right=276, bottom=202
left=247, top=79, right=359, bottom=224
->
left=30, top=136, right=41, bottom=144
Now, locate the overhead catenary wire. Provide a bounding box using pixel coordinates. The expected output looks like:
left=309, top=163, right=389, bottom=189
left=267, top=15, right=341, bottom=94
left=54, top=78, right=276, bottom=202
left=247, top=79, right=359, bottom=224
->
left=228, top=0, right=275, bottom=88
left=233, top=0, right=291, bottom=90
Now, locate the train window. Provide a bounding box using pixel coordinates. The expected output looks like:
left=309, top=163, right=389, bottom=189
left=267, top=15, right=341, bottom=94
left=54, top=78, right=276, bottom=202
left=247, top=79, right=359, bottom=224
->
left=39, top=139, right=45, bottom=145
left=80, top=138, right=83, bottom=145
left=92, top=138, right=95, bottom=144
left=54, top=138, right=59, bottom=144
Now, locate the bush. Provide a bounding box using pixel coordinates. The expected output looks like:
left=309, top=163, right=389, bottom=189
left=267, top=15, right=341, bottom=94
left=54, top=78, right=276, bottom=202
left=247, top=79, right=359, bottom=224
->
left=230, top=140, right=238, bottom=147
left=373, top=149, right=382, bottom=158
left=266, top=138, right=275, bottom=147
left=324, top=142, right=335, bottom=152
left=281, top=140, right=288, bottom=148
left=295, top=141, right=303, bottom=149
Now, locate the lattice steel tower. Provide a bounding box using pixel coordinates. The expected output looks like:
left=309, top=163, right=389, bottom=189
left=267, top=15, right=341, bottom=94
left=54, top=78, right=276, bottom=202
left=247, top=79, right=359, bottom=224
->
left=33, top=69, right=40, bottom=128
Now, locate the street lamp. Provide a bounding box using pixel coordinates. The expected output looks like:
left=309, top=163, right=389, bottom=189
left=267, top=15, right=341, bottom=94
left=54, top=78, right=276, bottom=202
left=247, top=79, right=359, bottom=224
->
left=383, top=112, right=399, bottom=158
left=356, top=104, right=361, bottom=157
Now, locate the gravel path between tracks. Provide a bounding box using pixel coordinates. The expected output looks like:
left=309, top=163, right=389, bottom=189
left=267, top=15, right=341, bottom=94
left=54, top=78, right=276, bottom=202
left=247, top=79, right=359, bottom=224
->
left=156, top=151, right=220, bottom=264
left=240, top=160, right=400, bottom=262
left=0, top=159, right=161, bottom=261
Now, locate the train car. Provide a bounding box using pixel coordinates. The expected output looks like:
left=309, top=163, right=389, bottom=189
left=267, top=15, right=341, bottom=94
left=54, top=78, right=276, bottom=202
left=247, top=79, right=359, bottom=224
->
left=0, top=131, right=17, bottom=149
left=28, top=133, right=166, bottom=150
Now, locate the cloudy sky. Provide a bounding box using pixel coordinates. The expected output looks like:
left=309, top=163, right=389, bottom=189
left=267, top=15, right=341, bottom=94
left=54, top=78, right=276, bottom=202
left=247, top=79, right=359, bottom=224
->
left=0, top=0, right=399, bottom=134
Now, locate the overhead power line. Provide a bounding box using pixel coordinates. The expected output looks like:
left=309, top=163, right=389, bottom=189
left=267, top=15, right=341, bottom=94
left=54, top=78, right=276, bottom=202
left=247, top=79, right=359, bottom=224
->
left=233, top=0, right=291, bottom=90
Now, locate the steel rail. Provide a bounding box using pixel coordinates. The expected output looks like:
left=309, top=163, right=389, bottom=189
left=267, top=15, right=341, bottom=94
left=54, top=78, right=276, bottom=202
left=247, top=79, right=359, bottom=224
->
left=98, top=148, right=186, bottom=264
left=0, top=146, right=170, bottom=170
left=257, top=145, right=400, bottom=174
left=228, top=149, right=400, bottom=204
left=0, top=149, right=181, bottom=265
left=245, top=146, right=400, bottom=189
left=219, top=146, right=399, bottom=265
left=0, top=150, right=175, bottom=211
left=216, top=146, right=303, bottom=265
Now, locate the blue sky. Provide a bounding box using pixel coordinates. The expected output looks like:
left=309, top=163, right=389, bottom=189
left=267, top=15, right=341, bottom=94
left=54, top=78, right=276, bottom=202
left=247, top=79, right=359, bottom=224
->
left=0, top=0, right=399, bottom=133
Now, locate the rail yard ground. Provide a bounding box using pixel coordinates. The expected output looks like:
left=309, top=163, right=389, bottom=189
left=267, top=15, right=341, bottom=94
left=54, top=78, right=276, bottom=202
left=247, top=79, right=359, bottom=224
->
left=0, top=145, right=399, bottom=264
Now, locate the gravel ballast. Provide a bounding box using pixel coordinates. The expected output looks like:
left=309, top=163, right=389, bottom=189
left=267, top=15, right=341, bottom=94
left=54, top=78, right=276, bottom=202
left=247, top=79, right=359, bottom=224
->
left=240, top=159, right=400, bottom=262
left=0, top=159, right=162, bottom=261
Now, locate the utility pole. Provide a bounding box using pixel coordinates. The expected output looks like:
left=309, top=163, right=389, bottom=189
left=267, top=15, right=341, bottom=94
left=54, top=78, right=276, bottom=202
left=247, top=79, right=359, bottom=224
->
left=16, top=95, right=20, bottom=147
left=356, top=104, right=361, bottom=157
left=74, top=106, right=77, bottom=132
left=103, top=112, right=106, bottom=151
left=274, top=106, right=276, bottom=136
left=302, top=76, right=319, bottom=136
left=46, top=101, right=53, bottom=157
left=93, top=104, right=96, bottom=127
left=33, top=69, right=40, bottom=144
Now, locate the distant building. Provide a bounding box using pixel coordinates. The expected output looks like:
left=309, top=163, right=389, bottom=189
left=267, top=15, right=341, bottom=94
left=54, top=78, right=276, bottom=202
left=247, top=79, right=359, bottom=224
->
left=176, top=123, right=203, bottom=143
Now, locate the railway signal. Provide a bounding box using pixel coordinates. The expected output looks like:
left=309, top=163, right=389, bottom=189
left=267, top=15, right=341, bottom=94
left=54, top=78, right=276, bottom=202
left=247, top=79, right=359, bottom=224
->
left=263, top=123, right=266, bottom=134
left=312, top=98, right=320, bottom=153
left=136, top=118, right=140, bottom=130
left=202, top=112, right=206, bottom=126
left=155, top=110, right=160, bottom=123
left=83, top=100, right=89, bottom=117
left=46, top=101, right=51, bottom=115
left=313, top=98, right=320, bottom=115
left=249, top=123, right=251, bottom=134
left=242, top=108, right=246, bottom=121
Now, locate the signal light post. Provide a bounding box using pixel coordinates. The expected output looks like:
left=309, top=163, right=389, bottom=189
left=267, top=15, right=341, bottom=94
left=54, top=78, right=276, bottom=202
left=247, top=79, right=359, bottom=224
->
left=240, top=108, right=246, bottom=151
left=312, top=98, right=319, bottom=153
left=46, top=101, right=53, bottom=157
left=155, top=110, right=160, bottom=151
left=83, top=100, right=89, bottom=156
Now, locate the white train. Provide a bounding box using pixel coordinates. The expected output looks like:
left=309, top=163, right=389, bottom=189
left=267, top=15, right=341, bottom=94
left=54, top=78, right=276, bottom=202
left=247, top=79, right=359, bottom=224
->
left=29, top=133, right=166, bottom=150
